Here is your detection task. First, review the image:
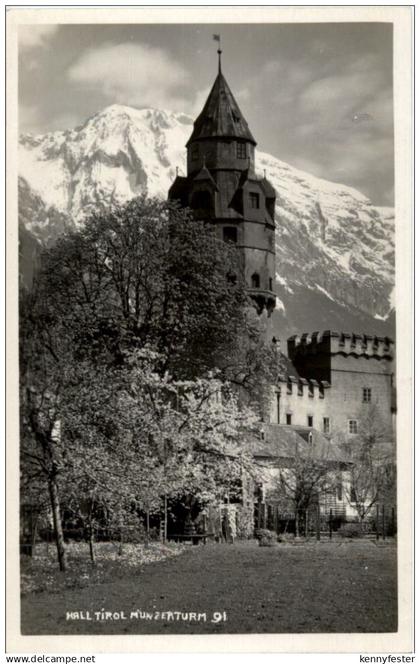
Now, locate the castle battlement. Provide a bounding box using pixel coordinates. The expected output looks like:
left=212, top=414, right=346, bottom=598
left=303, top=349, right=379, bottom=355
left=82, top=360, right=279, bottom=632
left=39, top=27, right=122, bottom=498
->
left=278, top=374, right=330, bottom=399
left=287, top=330, right=394, bottom=361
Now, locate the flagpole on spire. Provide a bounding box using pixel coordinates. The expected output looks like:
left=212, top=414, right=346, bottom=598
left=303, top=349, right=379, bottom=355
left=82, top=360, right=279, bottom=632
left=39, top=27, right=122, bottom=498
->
left=213, top=34, right=222, bottom=73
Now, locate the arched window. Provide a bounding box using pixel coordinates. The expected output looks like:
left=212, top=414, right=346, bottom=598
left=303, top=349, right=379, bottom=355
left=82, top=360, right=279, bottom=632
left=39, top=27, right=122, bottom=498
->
left=251, top=273, right=260, bottom=289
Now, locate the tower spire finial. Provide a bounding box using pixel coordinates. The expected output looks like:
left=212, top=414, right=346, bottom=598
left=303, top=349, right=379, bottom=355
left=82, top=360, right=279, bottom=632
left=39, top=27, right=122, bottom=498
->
left=213, top=34, right=222, bottom=73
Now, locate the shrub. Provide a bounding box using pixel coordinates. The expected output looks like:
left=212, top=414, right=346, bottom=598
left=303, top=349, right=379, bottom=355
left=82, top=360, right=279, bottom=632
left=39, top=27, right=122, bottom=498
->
left=255, top=529, right=277, bottom=546
left=236, top=506, right=254, bottom=539
left=338, top=523, right=365, bottom=539
left=255, top=528, right=273, bottom=540
left=277, top=533, right=295, bottom=543
left=259, top=537, right=276, bottom=547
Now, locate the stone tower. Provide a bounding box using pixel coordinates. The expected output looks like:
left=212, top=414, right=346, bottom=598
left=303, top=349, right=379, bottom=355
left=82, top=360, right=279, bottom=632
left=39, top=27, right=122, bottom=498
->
left=168, top=54, right=276, bottom=316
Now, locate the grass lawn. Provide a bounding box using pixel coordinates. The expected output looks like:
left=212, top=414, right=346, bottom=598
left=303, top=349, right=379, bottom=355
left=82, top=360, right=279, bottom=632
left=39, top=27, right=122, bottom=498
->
left=21, top=539, right=397, bottom=634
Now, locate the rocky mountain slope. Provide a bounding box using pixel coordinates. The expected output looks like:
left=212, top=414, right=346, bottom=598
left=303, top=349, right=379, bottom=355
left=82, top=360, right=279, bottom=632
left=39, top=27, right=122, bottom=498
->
left=18, top=104, right=395, bottom=341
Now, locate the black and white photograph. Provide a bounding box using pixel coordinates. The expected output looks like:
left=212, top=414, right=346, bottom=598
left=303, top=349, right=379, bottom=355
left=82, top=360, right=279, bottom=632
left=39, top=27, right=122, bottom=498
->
left=6, top=5, right=413, bottom=654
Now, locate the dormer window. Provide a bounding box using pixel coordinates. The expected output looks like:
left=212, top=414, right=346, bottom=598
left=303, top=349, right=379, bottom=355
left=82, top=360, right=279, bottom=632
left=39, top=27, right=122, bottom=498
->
left=236, top=142, right=247, bottom=159
left=191, top=144, right=199, bottom=160
left=249, top=193, right=260, bottom=209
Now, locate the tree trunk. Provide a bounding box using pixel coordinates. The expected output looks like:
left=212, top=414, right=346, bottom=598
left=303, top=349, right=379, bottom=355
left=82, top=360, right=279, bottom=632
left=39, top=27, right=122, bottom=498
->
left=118, top=520, right=124, bottom=556
left=163, top=495, right=167, bottom=543
left=295, top=511, right=300, bottom=538
left=145, top=508, right=150, bottom=549
left=30, top=511, right=39, bottom=556
left=48, top=477, right=67, bottom=571
left=88, top=524, right=96, bottom=564
left=316, top=503, right=320, bottom=541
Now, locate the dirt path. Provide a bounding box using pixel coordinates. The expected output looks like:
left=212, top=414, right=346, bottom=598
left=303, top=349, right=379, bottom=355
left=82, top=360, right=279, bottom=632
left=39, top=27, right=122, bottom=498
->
left=21, top=540, right=397, bottom=634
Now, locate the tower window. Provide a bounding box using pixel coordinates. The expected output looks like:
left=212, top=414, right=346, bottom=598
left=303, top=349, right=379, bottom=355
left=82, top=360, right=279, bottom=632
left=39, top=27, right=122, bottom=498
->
left=249, top=193, right=260, bottom=209
left=286, top=413, right=292, bottom=426
left=307, top=415, right=313, bottom=427
left=223, top=227, right=237, bottom=244
left=269, top=278, right=273, bottom=291
left=363, top=387, right=372, bottom=403
left=251, top=273, right=260, bottom=289
left=191, top=144, right=199, bottom=160
left=348, top=419, right=358, bottom=434
left=236, top=142, right=247, bottom=159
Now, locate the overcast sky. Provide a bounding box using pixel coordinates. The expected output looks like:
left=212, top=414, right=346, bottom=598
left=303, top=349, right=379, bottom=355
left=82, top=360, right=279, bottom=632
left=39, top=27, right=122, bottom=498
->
left=19, top=23, right=394, bottom=205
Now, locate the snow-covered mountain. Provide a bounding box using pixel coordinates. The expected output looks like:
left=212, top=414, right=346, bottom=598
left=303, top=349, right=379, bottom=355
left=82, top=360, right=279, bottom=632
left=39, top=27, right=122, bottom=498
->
left=18, top=104, right=395, bottom=340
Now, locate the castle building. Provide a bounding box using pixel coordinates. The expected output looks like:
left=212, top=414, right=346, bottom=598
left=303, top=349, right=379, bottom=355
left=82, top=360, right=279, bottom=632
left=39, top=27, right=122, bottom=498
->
left=169, top=54, right=276, bottom=316
left=168, top=53, right=395, bottom=444
left=168, top=51, right=396, bottom=534
left=270, top=331, right=395, bottom=439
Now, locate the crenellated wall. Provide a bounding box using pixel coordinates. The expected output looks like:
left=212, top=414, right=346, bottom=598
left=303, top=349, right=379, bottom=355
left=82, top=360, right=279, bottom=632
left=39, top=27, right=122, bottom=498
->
left=288, top=331, right=394, bottom=370
left=288, top=330, right=394, bottom=383
left=270, top=330, right=395, bottom=439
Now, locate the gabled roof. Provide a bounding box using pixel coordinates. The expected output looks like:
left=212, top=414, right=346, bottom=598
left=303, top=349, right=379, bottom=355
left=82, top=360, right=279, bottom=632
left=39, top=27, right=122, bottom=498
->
left=252, top=424, right=349, bottom=464
left=187, top=71, right=256, bottom=146
left=259, top=177, right=276, bottom=199
left=193, top=165, right=218, bottom=189
left=168, top=176, right=189, bottom=203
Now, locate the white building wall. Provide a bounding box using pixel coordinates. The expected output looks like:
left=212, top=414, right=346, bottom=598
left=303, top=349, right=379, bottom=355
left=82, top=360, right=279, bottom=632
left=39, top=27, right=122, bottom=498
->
left=269, top=381, right=332, bottom=435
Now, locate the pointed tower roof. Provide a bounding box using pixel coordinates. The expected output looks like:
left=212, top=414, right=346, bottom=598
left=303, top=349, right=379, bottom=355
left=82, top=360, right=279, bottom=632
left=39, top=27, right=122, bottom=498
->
left=187, top=71, right=256, bottom=146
